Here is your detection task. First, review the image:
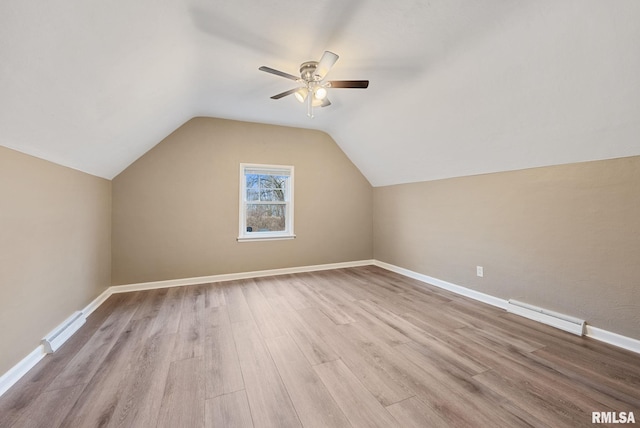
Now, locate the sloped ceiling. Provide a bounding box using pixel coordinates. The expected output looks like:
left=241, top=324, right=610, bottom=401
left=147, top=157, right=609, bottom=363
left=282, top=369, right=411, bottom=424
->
left=1, top=0, right=639, bottom=186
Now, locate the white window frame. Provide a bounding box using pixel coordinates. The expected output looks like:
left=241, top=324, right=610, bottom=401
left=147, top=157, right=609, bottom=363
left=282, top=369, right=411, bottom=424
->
left=238, top=163, right=295, bottom=242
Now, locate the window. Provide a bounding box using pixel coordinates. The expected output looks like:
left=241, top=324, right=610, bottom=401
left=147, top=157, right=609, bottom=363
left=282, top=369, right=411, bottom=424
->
left=238, top=163, right=295, bottom=241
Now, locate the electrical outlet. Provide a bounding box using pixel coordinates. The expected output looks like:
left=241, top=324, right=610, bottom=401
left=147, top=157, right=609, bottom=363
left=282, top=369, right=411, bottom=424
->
left=476, top=266, right=484, bottom=277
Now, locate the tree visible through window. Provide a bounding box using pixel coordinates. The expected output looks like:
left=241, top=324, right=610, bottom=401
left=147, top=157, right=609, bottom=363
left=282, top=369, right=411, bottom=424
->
left=238, top=164, right=294, bottom=241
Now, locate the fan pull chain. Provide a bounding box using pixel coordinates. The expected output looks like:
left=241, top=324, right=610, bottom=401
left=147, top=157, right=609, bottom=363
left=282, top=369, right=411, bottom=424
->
left=307, top=90, right=314, bottom=118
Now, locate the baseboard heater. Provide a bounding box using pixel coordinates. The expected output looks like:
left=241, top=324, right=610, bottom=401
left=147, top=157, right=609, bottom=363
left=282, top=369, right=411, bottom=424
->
left=41, top=311, right=86, bottom=353
left=506, top=299, right=585, bottom=336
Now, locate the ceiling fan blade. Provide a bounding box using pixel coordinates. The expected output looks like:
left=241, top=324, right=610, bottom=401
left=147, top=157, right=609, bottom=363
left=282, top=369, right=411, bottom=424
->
left=259, top=66, right=300, bottom=81
left=320, top=98, right=331, bottom=107
left=270, top=87, right=300, bottom=99
left=314, top=51, right=339, bottom=79
left=328, top=80, right=369, bottom=88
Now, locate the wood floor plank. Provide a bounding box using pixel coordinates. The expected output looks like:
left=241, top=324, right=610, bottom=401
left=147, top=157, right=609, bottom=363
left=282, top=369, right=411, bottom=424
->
left=352, top=267, right=455, bottom=309
left=537, top=339, right=640, bottom=390
left=450, top=325, right=640, bottom=414
left=272, top=275, right=316, bottom=310
left=346, top=301, right=413, bottom=347
left=46, top=292, right=141, bottom=392
left=205, top=390, right=254, bottom=428
left=342, top=267, right=406, bottom=296
left=156, top=357, right=205, bottom=428
left=107, top=332, right=177, bottom=428
left=310, top=270, right=377, bottom=302
left=252, top=276, right=283, bottom=299
left=172, top=284, right=206, bottom=361
left=296, top=280, right=356, bottom=325
left=205, top=306, right=244, bottom=398
left=265, top=293, right=299, bottom=313
left=10, top=384, right=85, bottom=428
left=360, top=265, right=454, bottom=304
left=340, top=316, right=537, bottom=427
left=400, top=307, right=467, bottom=333
left=266, top=335, right=351, bottom=428
left=314, top=359, right=401, bottom=428
left=356, top=298, right=435, bottom=342
left=205, top=283, right=226, bottom=308
left=336, top=322, right=486, bottom=426
left=297, top=307, right=413, bottom=406
left=473, top=367, right=598, bottom=428
left=224, top=281, right=255, bottom=324
left=532, top=346, right=640, bottom=408
left=276, top=304, right=338, bottom=366
left=304, top=271, right=359, bottom=303
left=446, top=308, right=547, bottom=353
left=132, top=287, right=169, bottom=321
left=58, top=317, right=154, bottom=427
left=395, top=341, right=546, bottom=427
left=206, top=301, right=228, bottom=329
left=231, top=320, right=301, bottom=428
left=403, top=335, right=490, bottom=377
left=385, top=396, right=451, bottom=428
left=241, top=279, right=288, bottom=339
left=149, top=286, right=185, bottom=338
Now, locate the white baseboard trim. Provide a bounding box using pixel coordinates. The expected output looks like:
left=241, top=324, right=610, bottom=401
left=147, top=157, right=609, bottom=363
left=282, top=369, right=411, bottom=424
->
left=585, top=325, right=640, bottom=354
left=110, top=260, right=376, bottom=294
left=373, top=260, right=508, bottom=310
left=0, top=345, right=46, bottom=397
left=82, top=288, right=114, bottom=318
left=373, top=260, right=640, bottom=355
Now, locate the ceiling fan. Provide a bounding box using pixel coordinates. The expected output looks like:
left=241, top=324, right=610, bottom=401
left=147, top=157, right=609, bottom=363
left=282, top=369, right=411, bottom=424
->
left=259, top=51, right=369, bottom=118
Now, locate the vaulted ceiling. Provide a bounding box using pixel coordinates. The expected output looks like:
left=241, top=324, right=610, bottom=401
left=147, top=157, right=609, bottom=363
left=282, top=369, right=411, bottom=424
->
left=1, top=1, right=639, bottom=186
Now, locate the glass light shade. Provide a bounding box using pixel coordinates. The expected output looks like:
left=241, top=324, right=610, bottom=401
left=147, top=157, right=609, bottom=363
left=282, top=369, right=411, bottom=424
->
left=314, top=87, right=327, bottom=100
left=294, top=88, right=308, bottom=103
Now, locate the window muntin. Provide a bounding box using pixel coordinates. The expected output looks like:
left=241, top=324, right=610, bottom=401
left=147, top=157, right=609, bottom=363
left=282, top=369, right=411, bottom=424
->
left=238, top=164, right=294, bottom=241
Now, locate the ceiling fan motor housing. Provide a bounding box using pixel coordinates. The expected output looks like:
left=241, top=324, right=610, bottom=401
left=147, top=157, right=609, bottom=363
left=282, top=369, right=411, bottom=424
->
left=299, top=61, right=320, bottom=81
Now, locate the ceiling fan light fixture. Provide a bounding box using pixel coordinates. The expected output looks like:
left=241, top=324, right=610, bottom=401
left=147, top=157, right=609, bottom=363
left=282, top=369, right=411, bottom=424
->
left=314, top=86, right=327, bottom=100
left=294, top=88, right=308, bottom=103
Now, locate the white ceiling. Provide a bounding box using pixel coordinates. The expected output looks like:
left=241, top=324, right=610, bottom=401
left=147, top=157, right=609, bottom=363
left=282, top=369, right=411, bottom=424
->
left=1, top=0, right=639, bottom=186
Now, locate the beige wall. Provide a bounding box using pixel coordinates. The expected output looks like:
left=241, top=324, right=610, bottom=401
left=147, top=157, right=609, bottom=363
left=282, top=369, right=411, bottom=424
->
left=0, top=146, right=111, bottom=375
left=374, top=156, right=640, bottom=340
left=112, top=117, right=373, bottom=284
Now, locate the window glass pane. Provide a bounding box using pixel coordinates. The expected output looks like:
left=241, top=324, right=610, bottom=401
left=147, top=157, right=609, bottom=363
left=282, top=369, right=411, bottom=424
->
left=246, top=204, right=286, bottom=232
left=260, top=189, right=285, bottom=201
left=259, top=175, right=286, bottom=190
left=268, top=175, right=288, bottom=188
left=246, top=174, right=260, bottom=189
left=246, top=189, right=260, bottom=201
left=244, top=173, right=288, bottom=202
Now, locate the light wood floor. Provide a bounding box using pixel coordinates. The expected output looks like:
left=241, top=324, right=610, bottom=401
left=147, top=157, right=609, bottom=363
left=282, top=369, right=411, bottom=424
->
left=1, top=266, right=639, bottom=427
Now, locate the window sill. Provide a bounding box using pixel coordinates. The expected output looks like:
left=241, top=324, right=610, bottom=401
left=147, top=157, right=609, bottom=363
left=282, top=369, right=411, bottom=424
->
left=237, top=234, right=296, bottom=243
